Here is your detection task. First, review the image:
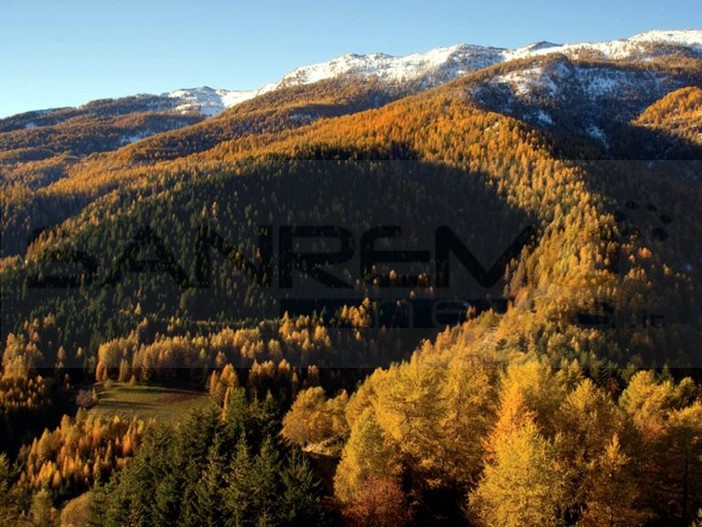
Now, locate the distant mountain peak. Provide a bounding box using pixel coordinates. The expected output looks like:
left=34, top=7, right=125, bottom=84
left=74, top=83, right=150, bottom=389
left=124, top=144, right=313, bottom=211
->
left=505, top=29, right=702, bottom=61
left=7, top=30, right=700, bottom=121
left=523, top=41, right=562, bottom=52
left=630, top=29, right=702, bottom=45
left=165, top=87, right=256, bottom=116
left=253, top=30, right=701, bottom=99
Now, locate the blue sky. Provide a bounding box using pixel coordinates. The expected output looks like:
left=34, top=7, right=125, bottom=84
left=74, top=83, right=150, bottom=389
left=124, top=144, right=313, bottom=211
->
left=1, top=0, right=700, bottom=117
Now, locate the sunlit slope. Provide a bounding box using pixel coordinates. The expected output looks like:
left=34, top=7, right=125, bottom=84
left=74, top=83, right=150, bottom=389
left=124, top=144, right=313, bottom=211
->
left=3, top=77, right=700, bottom=370
left=0, top=78, right=412, bottom=258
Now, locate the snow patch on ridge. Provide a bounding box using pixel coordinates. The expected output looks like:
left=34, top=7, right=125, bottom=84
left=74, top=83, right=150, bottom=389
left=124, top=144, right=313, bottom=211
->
left=587, top=124, right=608, bottom=147
left=494, top=65, right=561, bottom=98
left=505, top=29, right=702, bottom=61
left=488, top=60, right=670, bottom=104
left=267, top=44, right=506, bottom=90
left=166, top=87, right=257, bottom=116
left=536, top=110, right=554, bottom=125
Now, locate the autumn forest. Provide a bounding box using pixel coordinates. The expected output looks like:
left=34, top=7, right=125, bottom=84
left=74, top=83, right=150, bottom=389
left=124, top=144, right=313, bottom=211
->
left=1, top=32, right=702, bottom=527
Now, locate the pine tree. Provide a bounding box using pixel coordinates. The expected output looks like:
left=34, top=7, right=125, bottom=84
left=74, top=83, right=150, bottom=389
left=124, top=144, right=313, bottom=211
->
left=334, top=408, right=400, bottom=503
left=87, top=478, right=108, bottom=527
left=372, top=354, right=446, bottom=483
left=250, top=437, right=281, bottom=525
left=579, top=434, right=649, bottom=527
left=223, top=435, right=254, bottom=527
left=191, top=434, right=227, bottom=527
left=31, top=488, right=57, bottom=527
left=469, top=418, right=565, bottom=527
left=153, top=473, right=180, bottom=527
left=438, top=352, right=499, bottom=485
left=280, top=450, right=325, bottom=526
left=0, top=453, right=19, bottom=527
left=222, top=387, right=249, bottom=448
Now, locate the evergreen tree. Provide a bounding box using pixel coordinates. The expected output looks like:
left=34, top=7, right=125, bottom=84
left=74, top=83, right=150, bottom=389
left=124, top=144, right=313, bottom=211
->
left=223, top=435, right=254, bottom=527
left=250, top=437, right=282, bottom=525
left=469, top=419, right=566, bottom=527
left=334, top=408, right=400, bottom=503
left=579, top=434, right=649, bottom=527
left=0, top=453, right=19, bottom=527
left=280, top=450, right=325, bottom=526
left=31, top=488, right=57, bottom=527
left=191, top=435, right=227, bottom=527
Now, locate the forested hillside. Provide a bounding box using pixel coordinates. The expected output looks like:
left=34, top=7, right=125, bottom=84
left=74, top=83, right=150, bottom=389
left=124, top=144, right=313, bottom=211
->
left=1, top=31, right=702, bottom=526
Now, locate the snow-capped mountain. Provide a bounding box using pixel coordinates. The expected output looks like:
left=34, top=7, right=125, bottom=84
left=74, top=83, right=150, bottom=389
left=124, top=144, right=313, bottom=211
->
left=159, top=46, right=506, bottom=116
left=470, top=54, right=690, bottom=147
left=162, top=30, right=701, bottom=117
left=504, top=29, right=702, bottom=61
left=3, top=30, right=700, bottom=125
left=4, top=30, right=699, bottom=123
left=269, top=44, right=505, bottom=89
left=166, top=87, right=257, bottom=117
left=3, top=30, right=700, bottom=255
left=261, top=30, right=702, bottom=92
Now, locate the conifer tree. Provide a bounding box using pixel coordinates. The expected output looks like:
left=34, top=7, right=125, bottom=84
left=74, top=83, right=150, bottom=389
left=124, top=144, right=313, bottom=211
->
left=280, top=450, right=325, bottom=526
left=334, top=408, right=400, bottom=503
left=223, top=435, right=254, bottom=527
left=579, top=434, right=649, bottom=527
left=0, top=453, right=19, bottom=527
left=469, top=418, right=565, bottom=527
left=191, top=435, right=227, bottom=527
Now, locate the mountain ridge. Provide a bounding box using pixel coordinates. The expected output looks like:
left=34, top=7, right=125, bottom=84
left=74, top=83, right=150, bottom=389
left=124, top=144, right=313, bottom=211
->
left=157, top=29, right=702, bottom=117
left=4, top=29, right=700, bottom=122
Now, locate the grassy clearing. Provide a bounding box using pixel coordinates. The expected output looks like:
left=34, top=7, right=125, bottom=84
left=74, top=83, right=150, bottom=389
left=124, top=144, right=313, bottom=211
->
left=89, top=382, right=213, bottom=425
